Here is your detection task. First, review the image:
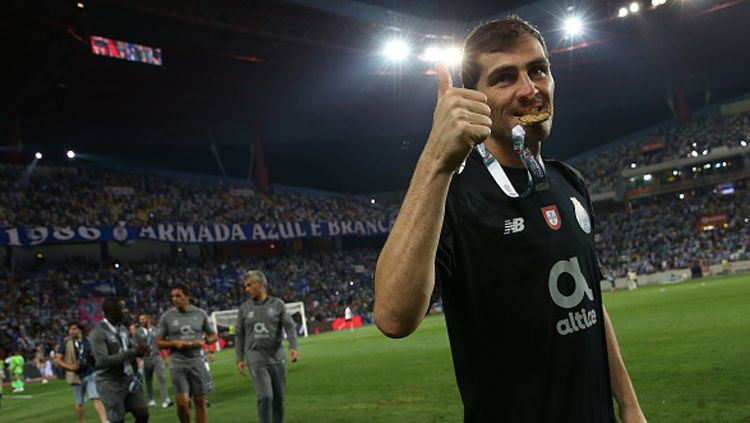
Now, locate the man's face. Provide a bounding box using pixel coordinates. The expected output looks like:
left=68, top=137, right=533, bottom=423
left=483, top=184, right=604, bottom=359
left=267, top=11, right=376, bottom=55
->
left=475, top=35, right=554, bottom=144
left=171, top=288, right=189, bottom=309
left=68, top=325, right=81, bottom=339
left=107, top=301, right=126, bottom=324
left=139, top=315, right=150, bottom=327
left=244, top=277, right=264, bottom=301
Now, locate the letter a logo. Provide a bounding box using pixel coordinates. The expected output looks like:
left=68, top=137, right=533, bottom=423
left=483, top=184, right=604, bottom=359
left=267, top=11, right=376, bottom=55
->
left=548, top=257, right=594, bottom=308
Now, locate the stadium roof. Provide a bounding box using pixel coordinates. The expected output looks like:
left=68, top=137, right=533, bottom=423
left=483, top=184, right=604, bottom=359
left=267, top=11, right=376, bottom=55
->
left=3, top=0, right=750, bottom=193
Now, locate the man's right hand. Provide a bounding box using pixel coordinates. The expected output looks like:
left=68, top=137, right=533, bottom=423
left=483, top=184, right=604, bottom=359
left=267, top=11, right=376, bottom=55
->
left=424, top=63, right=493, bottom=173
left=68, top=363, right=79, bottom=371
left=236, top=360, right=246, bottom=375
left=171, top=340, right=190, bottom=349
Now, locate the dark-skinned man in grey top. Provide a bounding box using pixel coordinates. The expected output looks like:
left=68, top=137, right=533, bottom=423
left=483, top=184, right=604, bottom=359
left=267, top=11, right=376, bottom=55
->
left=157, top=283, right=218, bottom=423
left=89, top=297, right=150, bottom=423
left=236, top=270, right=299, bottom=423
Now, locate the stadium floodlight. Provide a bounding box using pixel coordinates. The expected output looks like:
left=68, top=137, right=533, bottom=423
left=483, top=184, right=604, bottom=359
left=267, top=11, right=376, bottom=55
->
left=420, top=46, right=462, bottom=66
left=77, top=2, right=84, bottom=8
left=66, top=150, right=75, bottom=159
left=651, top=0, right=666, bottom=6
left=618, top=7, right=629, bottom=17
left=422, top=47, right=441, bottom=62
left=442, top=46, right=463, bottom=66
left=643, top=174, right=652, bottom=181
left=563, top=17, right=584, bottom=37
left=35, top=152, right=42, bottom=159
left=629, top=2, right=640, bottom=13
left=630, top=162, right=637, bottom=169
left=384, top=39, right=410, bottom=62
left=370, top=198, right=376, bottom=205
left=690, top=150, right=699, bottom=157
left=741, top=140, right=747, bottom=147
left=702, top=149, right=709, bottom=155
left=672, top=170, right=679, bottom=176
left=678, top=193, right=685, bottom=199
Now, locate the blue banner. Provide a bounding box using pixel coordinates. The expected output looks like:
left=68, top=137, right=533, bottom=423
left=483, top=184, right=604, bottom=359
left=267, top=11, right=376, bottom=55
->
left=0, top=219, right=394, bottom=247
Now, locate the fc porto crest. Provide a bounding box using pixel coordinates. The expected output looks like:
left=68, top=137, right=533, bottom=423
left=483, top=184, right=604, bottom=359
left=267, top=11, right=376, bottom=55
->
left=541, top=205, right=561, bottom=230
left=570, top=197, right=591, bottom=234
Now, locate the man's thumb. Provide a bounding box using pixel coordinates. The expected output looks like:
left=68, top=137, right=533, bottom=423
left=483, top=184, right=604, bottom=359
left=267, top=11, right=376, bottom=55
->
left=436, top=63, right=453, bottom=98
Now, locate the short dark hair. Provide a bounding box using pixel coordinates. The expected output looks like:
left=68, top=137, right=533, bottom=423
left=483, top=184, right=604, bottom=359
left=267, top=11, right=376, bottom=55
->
left=67, top=320, right=80, bottom=330
left=171, top=283, right=191, bottom=297
left=102, top=297, right=122, bottom=313
left=461, top=15, right=548, bottom=90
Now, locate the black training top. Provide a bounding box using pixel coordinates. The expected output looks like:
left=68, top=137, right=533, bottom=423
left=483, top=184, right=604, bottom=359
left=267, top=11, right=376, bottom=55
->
left=436, top=149, right=615, bottom=423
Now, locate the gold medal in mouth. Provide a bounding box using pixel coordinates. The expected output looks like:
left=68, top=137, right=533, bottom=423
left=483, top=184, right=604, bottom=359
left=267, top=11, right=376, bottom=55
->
left=519, top=110, right=551, bottom=126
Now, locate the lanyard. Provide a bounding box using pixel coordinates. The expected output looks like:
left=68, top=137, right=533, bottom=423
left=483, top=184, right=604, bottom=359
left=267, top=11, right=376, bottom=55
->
left=473, top=125, right=548, bottom=198
left=103, top=319, right=135, bottom=378
left=102, top=319, right=129, bottom=351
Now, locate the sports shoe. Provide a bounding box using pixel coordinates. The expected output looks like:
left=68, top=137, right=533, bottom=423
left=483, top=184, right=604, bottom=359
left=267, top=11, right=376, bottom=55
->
left=162, top=400, right=174, bottom=408
left=148, top=400, right=157, bottom=407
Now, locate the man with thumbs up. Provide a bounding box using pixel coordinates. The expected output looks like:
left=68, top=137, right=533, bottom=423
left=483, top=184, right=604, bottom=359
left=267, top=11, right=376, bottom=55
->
left=374, top=16, right=646, bottom=423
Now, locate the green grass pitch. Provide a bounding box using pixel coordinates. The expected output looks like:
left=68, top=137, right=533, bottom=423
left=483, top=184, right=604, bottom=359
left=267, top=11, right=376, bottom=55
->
left=2, top=274, right=748, bottom=422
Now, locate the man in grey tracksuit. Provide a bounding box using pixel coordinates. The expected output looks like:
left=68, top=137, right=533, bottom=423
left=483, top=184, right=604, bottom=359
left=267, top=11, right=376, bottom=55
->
left=236, top=270, right=299, bottom=423
left=135, top=313, right=172, bottom=408
left=89, top=297, right=150, bottom=423
left=157, top=283, right=218, bottom=423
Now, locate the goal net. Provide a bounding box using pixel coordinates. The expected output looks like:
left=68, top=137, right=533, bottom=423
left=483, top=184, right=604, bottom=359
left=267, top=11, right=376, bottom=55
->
left=210, top=301, right=308, bottom=350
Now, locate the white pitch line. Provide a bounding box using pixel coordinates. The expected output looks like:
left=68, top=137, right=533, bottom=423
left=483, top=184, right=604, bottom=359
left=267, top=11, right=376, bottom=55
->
left=5, top=394, right=34, bottom=399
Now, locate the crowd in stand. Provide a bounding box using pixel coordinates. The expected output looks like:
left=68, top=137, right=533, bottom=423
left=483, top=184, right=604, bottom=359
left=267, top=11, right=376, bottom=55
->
left=0, top=165, right=398, bottom=228
left=0, top=249, right=377, bottom=359
left=3, top=107, right=750, bottom=364
left=574, top=110, right=750, bottom=193
left=597, top=182, right=750, bottom=276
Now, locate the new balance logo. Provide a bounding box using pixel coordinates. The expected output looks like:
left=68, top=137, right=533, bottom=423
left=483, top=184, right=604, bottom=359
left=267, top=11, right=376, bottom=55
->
left=504, top=217, right=525, bottom=234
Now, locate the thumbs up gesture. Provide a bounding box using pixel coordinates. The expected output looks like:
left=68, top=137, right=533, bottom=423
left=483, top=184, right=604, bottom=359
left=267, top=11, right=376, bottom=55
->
left=425, top=63, right=492, bottom=173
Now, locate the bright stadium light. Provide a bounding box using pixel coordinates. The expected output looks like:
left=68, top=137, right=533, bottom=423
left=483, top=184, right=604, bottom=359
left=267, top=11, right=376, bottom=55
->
left=691, top=150, right=699, bottom=157
left=35, top=152, right=42, bottom=160
left=630, top=162, right=637, bottom=169
left=678, top=193, right=685, bottom=199
left=384, top=39, right=410, bottom=62
left=618, top=7, right=629, bottom=17
left=66, top=150, right=76, bottom=159
left=630, top=2, right=640, bottom=13
left=563, top=17, right=584, bottom=37
left=741, top=140, right=748, bottom=147
left=420, top=46, right=462, bottom=66
left=370, top=198, right=376, bottom=205
left=651, top=0, right=667, bottom=6
left=702, top=149, right=709, bottom=155
left=643, top=174, right=652, bottom=181
left=442, top=46, right=463, bottom=66
left=422, top=47, right=441, bottom=62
